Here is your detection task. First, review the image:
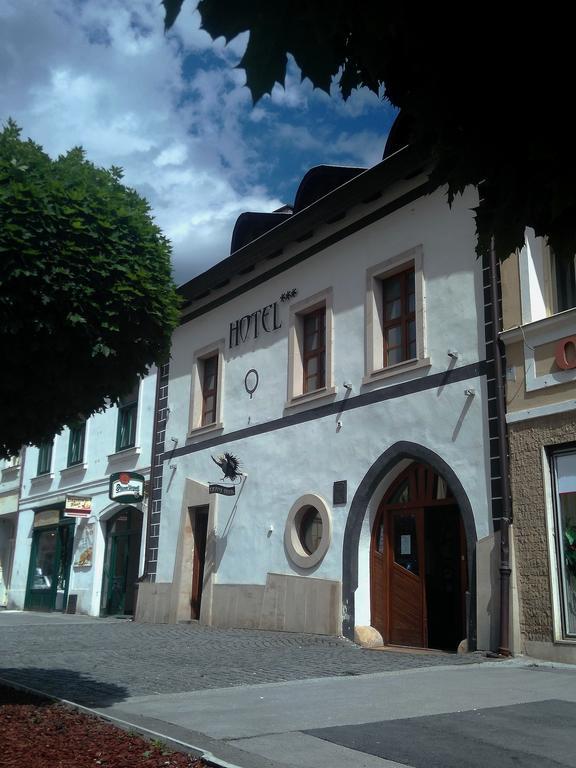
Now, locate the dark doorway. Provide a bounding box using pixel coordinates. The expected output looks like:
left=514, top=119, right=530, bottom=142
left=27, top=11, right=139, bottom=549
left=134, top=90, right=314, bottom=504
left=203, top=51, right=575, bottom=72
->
left=425, top=506, right=466, bottom=650
left=191, top=506, right=208, bottom=620
left=101, top=507, right=142, bottom=616
left=371, top=462, right=467, bottom=651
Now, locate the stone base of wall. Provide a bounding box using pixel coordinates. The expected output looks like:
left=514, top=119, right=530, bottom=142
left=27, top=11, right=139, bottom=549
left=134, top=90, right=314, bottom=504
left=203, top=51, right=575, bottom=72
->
left=211, top=572, right=342, bottom=635
left=134, top=582, right=172, bottom=624
left=6, top=587, right=25, bottom=610
left=524, top=640, right=576, bottom=665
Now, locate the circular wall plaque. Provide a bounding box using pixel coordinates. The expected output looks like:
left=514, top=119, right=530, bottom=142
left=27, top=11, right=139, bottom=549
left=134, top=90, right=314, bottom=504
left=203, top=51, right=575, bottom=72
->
left=244, top=368, right=259, bottom=398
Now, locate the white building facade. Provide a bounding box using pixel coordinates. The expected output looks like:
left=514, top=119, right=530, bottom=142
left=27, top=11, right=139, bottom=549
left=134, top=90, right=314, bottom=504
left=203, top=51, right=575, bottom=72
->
left=137, top=147, right=507, bottom=652
left=8, top=373, right=156, bottom=616
left=0, top=453, right=21, bottom=607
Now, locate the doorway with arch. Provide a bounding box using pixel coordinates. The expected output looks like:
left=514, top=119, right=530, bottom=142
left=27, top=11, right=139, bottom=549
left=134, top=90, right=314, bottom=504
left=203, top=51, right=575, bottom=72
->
left=370, top=461, right=468, bottom=650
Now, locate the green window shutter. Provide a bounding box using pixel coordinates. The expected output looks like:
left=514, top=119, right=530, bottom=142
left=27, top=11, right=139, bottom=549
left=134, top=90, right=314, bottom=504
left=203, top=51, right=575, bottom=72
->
left=37, top=441, right=53, bottom=475
left=67, top=423, right=86, bottom=466
left=116, top=402, right=137, bottom=451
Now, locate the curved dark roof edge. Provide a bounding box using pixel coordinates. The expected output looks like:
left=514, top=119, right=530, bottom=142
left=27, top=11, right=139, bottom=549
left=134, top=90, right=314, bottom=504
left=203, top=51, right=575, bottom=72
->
left=179, top=144, right=425, bottom=304
left=383, top=111, right=414, bottom=159
left=230, top=211, right=293, bottom=255
left=293, top=165, right=367, bottom=213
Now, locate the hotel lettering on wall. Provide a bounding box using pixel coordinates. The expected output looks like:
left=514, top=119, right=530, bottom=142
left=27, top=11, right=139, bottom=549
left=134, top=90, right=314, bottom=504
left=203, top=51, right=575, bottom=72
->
left=229, top=301, right=281, bottom=348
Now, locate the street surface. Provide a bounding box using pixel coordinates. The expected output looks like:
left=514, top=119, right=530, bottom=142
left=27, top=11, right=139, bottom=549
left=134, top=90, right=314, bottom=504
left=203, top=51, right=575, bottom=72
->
left=2, top=611, right=575, bottom=767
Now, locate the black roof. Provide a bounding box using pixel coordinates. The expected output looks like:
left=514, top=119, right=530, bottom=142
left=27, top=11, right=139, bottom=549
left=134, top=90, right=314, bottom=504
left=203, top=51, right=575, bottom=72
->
left=179, top=144, right=425, bottom=307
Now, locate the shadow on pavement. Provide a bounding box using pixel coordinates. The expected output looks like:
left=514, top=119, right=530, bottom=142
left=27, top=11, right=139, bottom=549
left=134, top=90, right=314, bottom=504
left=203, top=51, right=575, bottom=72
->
left=0, top=668, right=129, bottom=707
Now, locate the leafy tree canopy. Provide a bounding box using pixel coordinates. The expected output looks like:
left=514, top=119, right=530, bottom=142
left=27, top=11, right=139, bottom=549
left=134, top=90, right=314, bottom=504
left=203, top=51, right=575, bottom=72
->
left=0, top=120, right=180, bottom=458
left=164, top=1, right=575, bottom=263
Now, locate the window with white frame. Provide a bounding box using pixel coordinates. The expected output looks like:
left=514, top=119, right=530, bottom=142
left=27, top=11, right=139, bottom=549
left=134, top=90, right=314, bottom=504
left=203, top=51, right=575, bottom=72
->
left=518, top=234, right=576, bottom=322
left=190, top=341, right=224, bottom=433
left=37, top=440, right=53, bottom=476
left=67, top=420, right=86, bottom=467
left=551, top=250, right=576, bottom=313
left=365, top=246, right=427, bottom=380
left=552, top=448, right=576, bottom=638
left=287, top=289, right=334, bottom=404
left=116, top=379, right=139, bottom=452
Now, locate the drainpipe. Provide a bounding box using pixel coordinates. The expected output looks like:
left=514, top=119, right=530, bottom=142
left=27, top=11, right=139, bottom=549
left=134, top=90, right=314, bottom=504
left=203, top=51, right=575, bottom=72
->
left=488, top=238, right=512, bottom=657
left=143, top=364, right=163, bottom=580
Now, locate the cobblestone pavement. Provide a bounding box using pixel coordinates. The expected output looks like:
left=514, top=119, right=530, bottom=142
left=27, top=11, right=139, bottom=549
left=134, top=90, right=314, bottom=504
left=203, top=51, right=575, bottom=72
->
left=0, top=611, right=488, bottom=707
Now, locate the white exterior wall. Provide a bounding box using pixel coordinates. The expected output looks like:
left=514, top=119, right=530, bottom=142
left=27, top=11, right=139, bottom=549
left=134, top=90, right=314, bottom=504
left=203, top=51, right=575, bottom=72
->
left=9, top=371, right=157, bottom=614
left=0, top=457, right=20, bottom=606
left=154, top=182, right=495, bottom=641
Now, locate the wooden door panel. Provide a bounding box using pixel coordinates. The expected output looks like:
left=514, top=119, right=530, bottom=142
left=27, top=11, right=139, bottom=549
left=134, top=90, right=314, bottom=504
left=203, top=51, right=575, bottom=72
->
left=370, top=551, right=386, bottom=638
left=390, top=563, right=424, bottom=646
left=388, top=508, right=426, bottom=647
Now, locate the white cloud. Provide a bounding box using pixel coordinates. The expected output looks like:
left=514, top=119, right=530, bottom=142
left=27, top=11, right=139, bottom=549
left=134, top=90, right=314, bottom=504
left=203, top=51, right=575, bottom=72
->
left=0, top=0, right=390, bottom=286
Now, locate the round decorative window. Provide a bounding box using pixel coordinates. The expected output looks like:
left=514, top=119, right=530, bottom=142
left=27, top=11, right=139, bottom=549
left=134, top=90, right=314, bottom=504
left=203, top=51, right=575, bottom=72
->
left=285, top=493, right=332, bottom=568
left=297, top=506, right=323, bottom=554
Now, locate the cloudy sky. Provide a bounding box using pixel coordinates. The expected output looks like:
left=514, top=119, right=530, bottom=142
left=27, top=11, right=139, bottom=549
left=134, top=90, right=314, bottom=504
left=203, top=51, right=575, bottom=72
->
left=0, top=0, right=397, bottom=285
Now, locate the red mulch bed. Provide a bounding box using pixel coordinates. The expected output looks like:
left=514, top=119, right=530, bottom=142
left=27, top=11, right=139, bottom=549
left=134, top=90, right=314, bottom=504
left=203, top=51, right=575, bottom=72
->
left=0, top=684, right=205, bottom=768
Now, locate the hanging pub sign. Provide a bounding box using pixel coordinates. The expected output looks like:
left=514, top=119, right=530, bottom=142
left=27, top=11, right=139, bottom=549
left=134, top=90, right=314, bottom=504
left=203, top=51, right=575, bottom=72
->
left=109, top=471, right=145, bottom=503
left=64, top=495, right=92, bottom=518
left=209, top=484, right=236, bottom=496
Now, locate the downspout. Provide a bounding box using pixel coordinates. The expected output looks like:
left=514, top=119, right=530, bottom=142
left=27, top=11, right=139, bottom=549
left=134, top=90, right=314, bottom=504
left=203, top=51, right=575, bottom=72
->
left=143, top=365, right=162, bottom=580
left=488, top=238, right=512, bottom=656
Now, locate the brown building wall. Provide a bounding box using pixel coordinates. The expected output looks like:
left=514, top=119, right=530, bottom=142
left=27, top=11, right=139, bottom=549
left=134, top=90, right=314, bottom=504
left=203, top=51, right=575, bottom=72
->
left=509, top=411, right=576, bottom=643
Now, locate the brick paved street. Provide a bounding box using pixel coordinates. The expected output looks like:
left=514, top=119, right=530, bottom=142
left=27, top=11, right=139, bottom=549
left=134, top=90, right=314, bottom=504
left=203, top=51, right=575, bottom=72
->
left=0, top=611, right=486, bottom=707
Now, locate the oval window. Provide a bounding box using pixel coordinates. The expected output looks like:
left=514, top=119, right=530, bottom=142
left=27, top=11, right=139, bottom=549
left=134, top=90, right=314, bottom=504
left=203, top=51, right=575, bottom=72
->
left=285, top=493, right=332, bottom=569
left=297, top=506, right=323, bottom=554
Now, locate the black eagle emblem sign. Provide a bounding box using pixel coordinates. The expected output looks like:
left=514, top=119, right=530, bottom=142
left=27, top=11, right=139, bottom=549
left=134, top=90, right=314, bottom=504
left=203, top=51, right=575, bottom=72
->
left=211, top=452, right=242, bottom=482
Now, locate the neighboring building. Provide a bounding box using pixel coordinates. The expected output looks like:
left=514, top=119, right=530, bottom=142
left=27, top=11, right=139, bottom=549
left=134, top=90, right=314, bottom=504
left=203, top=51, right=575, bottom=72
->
left=136, top=145, right=508, bottom=652
left=0, top=453, right=21, bottom=607
left=8, top=374, right=156, bottom=616
left=501, top=233, right=576, bottom=662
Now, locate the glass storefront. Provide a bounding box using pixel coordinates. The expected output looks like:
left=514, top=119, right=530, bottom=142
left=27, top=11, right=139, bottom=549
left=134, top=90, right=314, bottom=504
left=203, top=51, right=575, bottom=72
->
left=553, top=450, right=576, bottom=637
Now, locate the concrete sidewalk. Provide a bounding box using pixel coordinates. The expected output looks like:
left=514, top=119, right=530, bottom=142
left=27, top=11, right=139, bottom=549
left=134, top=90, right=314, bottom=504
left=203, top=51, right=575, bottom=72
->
left=96, top=661, right=576, bottom=768
left=3, top=611, right=576, bottom=767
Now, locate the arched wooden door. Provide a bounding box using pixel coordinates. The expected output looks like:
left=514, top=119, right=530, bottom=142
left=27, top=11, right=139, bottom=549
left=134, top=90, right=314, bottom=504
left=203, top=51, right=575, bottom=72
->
left=371, top=462, right=467, bottom=650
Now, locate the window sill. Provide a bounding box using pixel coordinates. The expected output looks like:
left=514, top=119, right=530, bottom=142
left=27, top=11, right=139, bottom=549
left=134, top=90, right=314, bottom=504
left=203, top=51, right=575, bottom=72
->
left=60, top=463, right=88, bottom=478
left=187, top=421, right=224, bottom=439
left=363, top=357, right=431, bottom=385
left=107, top=446, right=141, bottom=462
left=285, top=385, right=337, bottom=410
left=31, top=472, right=54, bottom=484
left=1, top=465, right=20, bottom=481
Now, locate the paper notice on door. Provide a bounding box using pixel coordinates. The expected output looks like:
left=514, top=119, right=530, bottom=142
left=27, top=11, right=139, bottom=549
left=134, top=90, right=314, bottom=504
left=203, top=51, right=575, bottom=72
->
left=400, top=534, right=411, bottom=555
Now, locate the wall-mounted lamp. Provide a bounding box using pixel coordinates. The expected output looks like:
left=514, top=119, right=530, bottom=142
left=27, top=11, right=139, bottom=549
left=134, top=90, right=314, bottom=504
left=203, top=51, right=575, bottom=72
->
left=343, top=382, right=353, bottom=391
left=464, top=387, right=476, bottom=397
left=170, top=436, right=178, bottom=445
left=447, top=349, right=459, bottom=359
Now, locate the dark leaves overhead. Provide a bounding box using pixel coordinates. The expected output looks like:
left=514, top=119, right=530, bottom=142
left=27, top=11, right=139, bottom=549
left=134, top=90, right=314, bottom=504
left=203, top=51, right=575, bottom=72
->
left=162, top=0, right=186, bottom=32
left=167, top=2, right=576, bottom=265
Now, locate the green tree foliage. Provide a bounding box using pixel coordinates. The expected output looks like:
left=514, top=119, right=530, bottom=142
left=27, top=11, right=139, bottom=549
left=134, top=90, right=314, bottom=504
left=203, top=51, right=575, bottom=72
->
left=164, top=1, right=575, bottom=264
left=0, top=120, right=180, bottom=458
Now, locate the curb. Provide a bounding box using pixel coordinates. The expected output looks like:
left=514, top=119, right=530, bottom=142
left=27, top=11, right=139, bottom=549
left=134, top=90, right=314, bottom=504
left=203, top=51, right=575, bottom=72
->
left=0, top=674, right=246, bottom=768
